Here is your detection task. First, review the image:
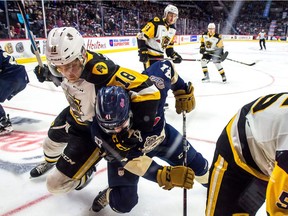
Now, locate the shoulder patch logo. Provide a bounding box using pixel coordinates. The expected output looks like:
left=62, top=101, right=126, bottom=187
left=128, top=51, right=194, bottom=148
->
left=154, top=17, right=160, bottom=22
left=92, top=62, right=108, bottom=75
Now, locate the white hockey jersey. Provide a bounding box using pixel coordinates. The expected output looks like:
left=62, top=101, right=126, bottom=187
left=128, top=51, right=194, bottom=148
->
left=228, top=92, right=288, bottom=215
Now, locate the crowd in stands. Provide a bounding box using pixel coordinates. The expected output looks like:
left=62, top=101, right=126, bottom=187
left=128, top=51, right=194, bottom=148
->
left=0, top=0, right=287, bottom=40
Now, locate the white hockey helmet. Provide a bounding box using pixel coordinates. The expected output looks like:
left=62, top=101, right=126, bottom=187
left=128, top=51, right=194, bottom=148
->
left=46, top=27, right=86, bottom=76
left=208, top=23, right=216, bottom=29
left=164, top=4, right=178, bottom=19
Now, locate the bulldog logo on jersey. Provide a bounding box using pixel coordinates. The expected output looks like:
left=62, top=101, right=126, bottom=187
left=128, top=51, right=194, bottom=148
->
left=92, top=62, right=108, bottom=75
left=161, top=36, right=171, bottom=49
left=205, top=41, right=213, bottom=49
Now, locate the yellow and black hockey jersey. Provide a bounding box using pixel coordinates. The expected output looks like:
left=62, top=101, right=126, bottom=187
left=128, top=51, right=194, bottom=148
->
left=60, top=50, right=160, bottom=132
left=227, top=93, right=288, bottom=215
left=137, top=17, right=176, bottom=57
left=200, top=32, right=223, bottom=52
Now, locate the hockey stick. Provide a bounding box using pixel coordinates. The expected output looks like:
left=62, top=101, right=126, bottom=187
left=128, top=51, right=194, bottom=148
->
left=182, top=111, right=188, bottom=216
left=207, top=51, right=255, bottom=66
left=16, top=1, right=61, bottom=86
left=205, top=51, right=229, bottom=62
left=149, top=57, right=202, bottom=62
left=226, top=58, right=256, bottom=66
left=16, top=1, right=42, bottom=66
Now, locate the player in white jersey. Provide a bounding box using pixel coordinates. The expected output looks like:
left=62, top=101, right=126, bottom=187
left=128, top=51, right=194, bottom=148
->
left=258, top=29, right=266, bottom=50
left=200, top=23, right=227, bottom=83
left=137, top=4, right=182, bottom=109
left=137, top=4, right=182, bottom=70
left=206, top=92, right=288, bottom=216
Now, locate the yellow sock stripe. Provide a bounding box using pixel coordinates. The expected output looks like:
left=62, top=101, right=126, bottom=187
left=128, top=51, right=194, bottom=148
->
left=206, top=154, right=228, bottom=216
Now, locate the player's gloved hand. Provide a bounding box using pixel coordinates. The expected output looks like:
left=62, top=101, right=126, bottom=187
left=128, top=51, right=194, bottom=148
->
left=200, top=46, right=206, bottom=54
left=157, top=166, right=194, bottom=190
left=138, top=48, right=149, bottom=63
left=34, top=64, right=50, bottom=83
left=171, top=52, right=182, bottom=63
left=173, top=82, right=195, bottom=114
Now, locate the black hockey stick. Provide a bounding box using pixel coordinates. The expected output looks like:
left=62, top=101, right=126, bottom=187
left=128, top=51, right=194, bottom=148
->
left=208, top=51, right=255, bottom=66
left=16, top=0, right=61, bottom=86
left=149, top=57, right=202, bottom=62
left=206, top=51, right=229, bottom=62
left=182, top=111, right=188, bottom=216
left=226, top=58, right=256, bottom=66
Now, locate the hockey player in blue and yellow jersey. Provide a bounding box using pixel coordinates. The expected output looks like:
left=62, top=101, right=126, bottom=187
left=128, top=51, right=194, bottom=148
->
left=0, top=48, right=29, bottom=135
left=90, top=60, right=209, bottom=213
left=137, top=5, right=182, bottom=69
left=206, top=92, right=288, bottom=216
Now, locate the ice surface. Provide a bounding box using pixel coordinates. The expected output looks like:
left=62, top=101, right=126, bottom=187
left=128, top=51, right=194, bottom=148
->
left=1, top=40, right=287, bottom=216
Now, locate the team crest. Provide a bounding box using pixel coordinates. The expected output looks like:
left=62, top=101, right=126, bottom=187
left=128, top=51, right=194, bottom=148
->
left=142, top=133, right=165, bottom=153
left=149, top=75, right=165, bottom=89
left=205, top=41, right=213, bottom=49
left=118, top=167, right=125, bottom=176
left=92, top=62, right=108, bottom=75
left=161, top=36, right=171, bottom=49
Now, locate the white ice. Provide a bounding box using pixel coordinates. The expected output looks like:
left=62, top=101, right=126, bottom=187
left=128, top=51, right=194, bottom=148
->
left=0, top=40, right=287, bottom=216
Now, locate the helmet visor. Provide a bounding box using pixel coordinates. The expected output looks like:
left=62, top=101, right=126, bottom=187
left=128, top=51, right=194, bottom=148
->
left=100, top=118, right=130, bottom=134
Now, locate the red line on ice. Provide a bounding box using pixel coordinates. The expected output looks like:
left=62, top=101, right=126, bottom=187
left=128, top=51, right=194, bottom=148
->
left=0, top=168, right=107, bottom=216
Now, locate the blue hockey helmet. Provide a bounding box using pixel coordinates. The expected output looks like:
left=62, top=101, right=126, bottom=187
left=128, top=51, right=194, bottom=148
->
left=96, top=86, right=132, bottom=134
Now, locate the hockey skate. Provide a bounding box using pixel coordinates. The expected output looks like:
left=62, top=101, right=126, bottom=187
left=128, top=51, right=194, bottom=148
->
left=30, top=161, right=56, bottom=178
left=91, top=188, right=111, bottom=212
left=0, top=114, right=13, bottom=136
left=221, top=74, right=227, bottom=83
left=201, top=75, right=210, bottom=82
left=75, top=165, right=97, bottom=190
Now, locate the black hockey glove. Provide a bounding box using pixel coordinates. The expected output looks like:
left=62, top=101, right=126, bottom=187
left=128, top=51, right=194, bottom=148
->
left=138, top=47, right=149, bottom=63
left=34, top=64, right=50, bottom=83
left=171, top=52, right=182, bottom=64
left=200, top=46, right=206, bottom=54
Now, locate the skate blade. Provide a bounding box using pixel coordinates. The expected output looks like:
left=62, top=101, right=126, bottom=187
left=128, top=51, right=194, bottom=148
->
left=0, top=127, right=13, bottom=136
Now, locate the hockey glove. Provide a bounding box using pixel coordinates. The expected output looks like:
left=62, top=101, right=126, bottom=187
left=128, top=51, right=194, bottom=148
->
left=138, top=47, right=149, bottom=63
left=171, top=52, right=182, bottom=64
left=173, top=82, right=195, bottom=114
left=200, top=46, right=206, bottom=54
left=157, top=166, right=194, bottom=190
left=34, top=64, right=50, bottom=83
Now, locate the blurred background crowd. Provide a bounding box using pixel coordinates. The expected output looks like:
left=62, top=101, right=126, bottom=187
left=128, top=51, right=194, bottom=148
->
left=0, top=0, right=287, bottom=40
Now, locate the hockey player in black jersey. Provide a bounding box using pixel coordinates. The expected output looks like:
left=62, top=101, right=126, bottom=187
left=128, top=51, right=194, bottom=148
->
left=30, top=27, right=160, bottom=194
left=90, top=60, right=209, bottom=213
left=0, top=48, right=29, bottom=135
